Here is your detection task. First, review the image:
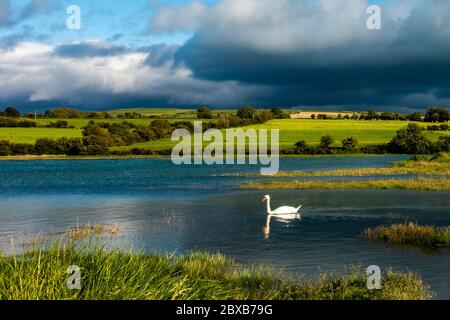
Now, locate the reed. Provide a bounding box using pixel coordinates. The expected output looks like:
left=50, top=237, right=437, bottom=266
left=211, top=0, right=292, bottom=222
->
left=242, top=177, right=450, bottom=191
left=364, top=222, right=450, bottom=248
left=0, top=246, right=431, bottom=300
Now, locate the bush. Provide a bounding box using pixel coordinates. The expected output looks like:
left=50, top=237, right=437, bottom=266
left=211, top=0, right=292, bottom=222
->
left=34, top=138, right=64, bottom=155
left=10, top=143, right=35, bottom=155
left=409, top=112, right=423, bottom=122
left=47, top=120, right=70, bottom=128
left=1, top=107, right=21, bottom=118
left=0, top=117, right=37, bottom=127
left=259, top=110, right=273, bottom=122
left=82, top=136, right=110, bottom=155
left=342, top=136, right=358, bottom=152
left=387, top=124, right=433, bottom=154
left=197, top=106, right=212, bottom=119
left=427, top=125, right=441, bottom=131
left=320, top=135, right=334, bottom=148
left=237, top=106, right=257, bottom=120
left=435, top=136, right=450, bottom=153
left=425, top=107, right=449, bottom=123
left=44, top=108, right=84, bottom=119
left=271, top=108, right=289, bottom=119
left=0, top=141, right=12, bottom=156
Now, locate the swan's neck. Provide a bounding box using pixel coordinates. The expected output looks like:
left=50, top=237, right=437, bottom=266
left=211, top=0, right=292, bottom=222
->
left=265, top=199, right=272, bottom=215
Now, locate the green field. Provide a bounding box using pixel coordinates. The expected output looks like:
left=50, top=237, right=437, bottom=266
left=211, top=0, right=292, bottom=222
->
left=114, top=119, right=449, bottom=152
left=0, top=128, right=83, bottom=144
left=1, top=115, right=449, bottom=151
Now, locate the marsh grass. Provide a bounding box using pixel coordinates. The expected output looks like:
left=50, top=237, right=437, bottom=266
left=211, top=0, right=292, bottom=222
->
left=364, top=222, right=450, bottom=249
left=241, top=177, right=450, bottom=191
left=237, top=153, right=450, bottom=178
left=0, top=246, right=431, bottom=300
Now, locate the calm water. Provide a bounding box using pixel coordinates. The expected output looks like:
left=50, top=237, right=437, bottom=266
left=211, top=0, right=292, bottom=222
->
left=1, top=156, right=450, bottom=299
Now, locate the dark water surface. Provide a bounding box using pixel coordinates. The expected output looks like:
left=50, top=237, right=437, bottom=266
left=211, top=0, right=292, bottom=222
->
left=1, top=156, right=449, bottom=298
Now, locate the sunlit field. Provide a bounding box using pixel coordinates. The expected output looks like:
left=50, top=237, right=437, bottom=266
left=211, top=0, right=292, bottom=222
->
left=1, top=117, right=449, bottom=150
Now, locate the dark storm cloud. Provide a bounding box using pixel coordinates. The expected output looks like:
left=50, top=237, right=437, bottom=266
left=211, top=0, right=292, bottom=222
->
left=171, top=0, right=450, bottom=110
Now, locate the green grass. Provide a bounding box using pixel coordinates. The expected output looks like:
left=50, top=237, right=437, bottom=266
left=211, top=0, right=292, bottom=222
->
left=0, top=247, right=431, bottom=300
left=1, top=117, right=449, bottom=150
left=242, top=177, right=450, bottom=191
left=364, top=222, right=450, bottom=248
left=0, top=128, right=82, bottom=144
left=246, top=119, right=448, bottom=148
left=117, top=119, right=449, bottom=152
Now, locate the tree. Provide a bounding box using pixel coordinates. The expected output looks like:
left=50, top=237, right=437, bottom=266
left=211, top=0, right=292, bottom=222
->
left=342, top=136, right=358, bottom=152
left=259, top=110, right=273, bottom=123
left=409, top=112, right=423, bottom=122
left=294, top=140, right=306, bottom=150
left=435, top=136, right=450, bottom=152
left=387, top=124, right=433, bottom=154
left=320, top=135, right=334, bottom=148
left=3, top=107, right=20, bottom=118
left=431, top=113, right=440, bottom=123
left=0, top=141, right=12, bottom=156
left=425, top=107, right=450, bottom=123
left=311, top=114, right=316, bottom=119
left=271, top=107, right=288, bottom=119
left=197, top=106, right=212, bottom=119
left=237, top=106, right=256, bottom=119
left=150, top=119, right=172, bottom=138
left=366, top=110, right=378, bottom=120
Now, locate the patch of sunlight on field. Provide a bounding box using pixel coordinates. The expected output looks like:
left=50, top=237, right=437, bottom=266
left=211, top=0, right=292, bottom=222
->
left=114, top=120, right=450, bottom=152
left=0, top=128, right=83, bottom=144
left=246, top=120, right=440, bottom=147
left=35, top=118, right=213, bottom=129
left=3, top=119, right=449, bottom=150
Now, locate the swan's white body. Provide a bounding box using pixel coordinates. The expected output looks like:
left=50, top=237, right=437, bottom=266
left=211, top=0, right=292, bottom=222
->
left=262, top=195, right=302, bottom=215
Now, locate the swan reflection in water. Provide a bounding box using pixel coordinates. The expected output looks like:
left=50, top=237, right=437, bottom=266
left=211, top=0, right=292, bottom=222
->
left=262, top=212, right=302, bottom=240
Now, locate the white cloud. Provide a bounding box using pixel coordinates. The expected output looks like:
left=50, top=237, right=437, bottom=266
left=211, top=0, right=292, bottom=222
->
left=0, top=41, right=263, bottom=106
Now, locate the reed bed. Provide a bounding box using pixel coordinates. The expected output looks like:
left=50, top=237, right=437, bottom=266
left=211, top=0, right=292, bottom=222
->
left=242, top=177, right=450, bottom=191
left=364, top=222, right=450, bottom=248
left=0, top=246, right=431, bottom=300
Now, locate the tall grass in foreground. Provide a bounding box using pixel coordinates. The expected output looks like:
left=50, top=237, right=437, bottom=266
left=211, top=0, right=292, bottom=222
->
left=0, top=246, right=431, bottom=300
left=364, top=222, right=450, bottom=248
left=242, top=177, right=450, bottom=191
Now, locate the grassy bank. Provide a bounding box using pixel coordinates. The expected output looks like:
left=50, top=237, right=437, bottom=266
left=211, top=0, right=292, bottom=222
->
left=242, top=177, right=450, bottom=191
left=0, top=247, right=431, bottom=300
left=364, top=223, right=450, bottom=248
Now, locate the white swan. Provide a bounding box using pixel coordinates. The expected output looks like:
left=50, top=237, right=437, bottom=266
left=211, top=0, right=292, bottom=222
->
left=262, top=195, right=302, bottom=215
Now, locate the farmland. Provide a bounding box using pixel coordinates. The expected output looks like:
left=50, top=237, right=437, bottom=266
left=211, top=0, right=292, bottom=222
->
left=0, top=108, right=449, bottom=152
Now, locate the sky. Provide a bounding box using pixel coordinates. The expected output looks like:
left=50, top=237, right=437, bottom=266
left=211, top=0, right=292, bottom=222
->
left=0, top=0, right=449, bottom=112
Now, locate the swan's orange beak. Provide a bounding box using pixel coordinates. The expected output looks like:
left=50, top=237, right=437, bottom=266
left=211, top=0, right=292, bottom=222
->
left=262, top=198, right=266, bottom=202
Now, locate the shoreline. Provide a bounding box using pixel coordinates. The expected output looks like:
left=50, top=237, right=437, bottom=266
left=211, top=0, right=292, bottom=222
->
left=0, top=153, right=407, bottom=161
